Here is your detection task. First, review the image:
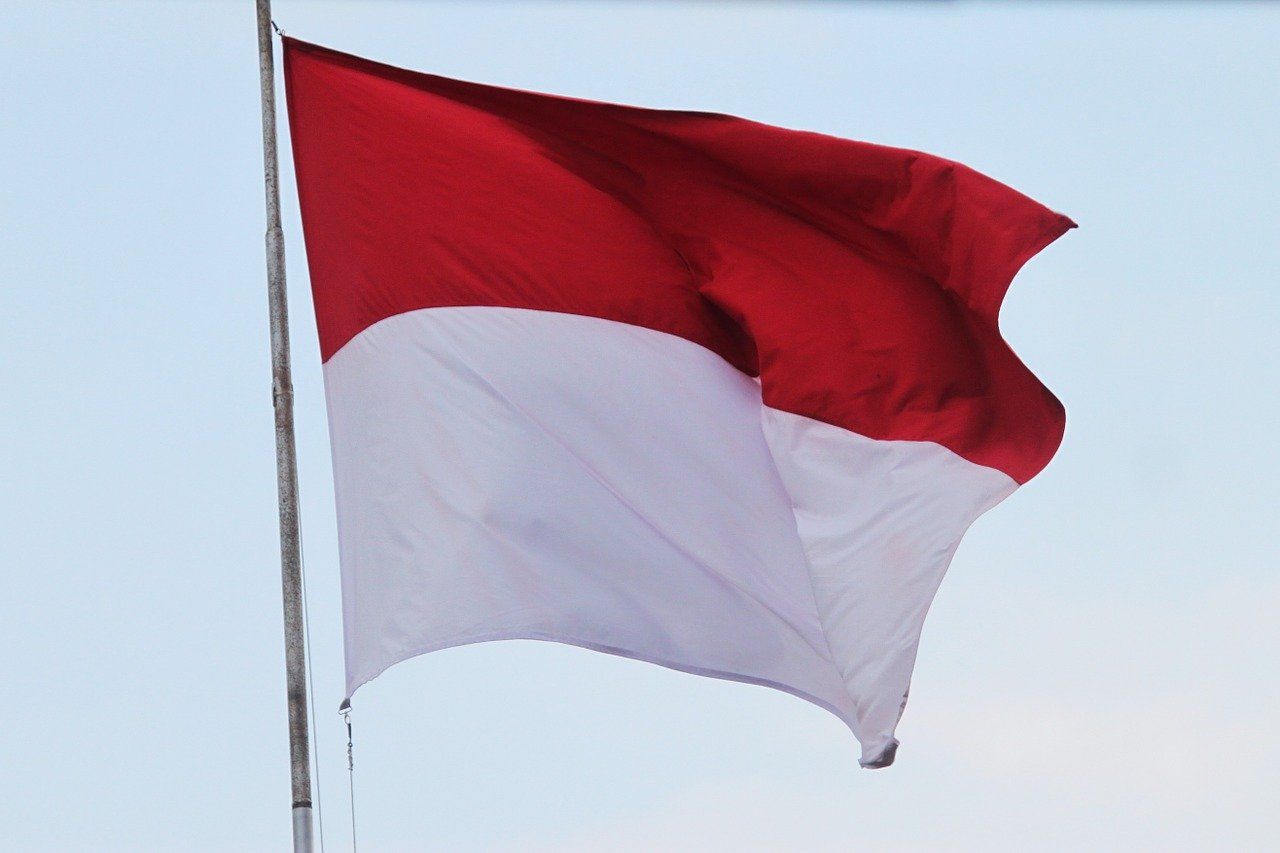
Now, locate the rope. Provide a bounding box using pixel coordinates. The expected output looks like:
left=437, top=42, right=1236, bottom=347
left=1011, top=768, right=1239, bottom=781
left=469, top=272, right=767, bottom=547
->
left=342, top=704, right=359, bottom=852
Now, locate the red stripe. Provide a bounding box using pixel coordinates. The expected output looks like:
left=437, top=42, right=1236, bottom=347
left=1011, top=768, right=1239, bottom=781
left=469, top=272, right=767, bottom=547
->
left=284, top=39, right=1072, bottom=483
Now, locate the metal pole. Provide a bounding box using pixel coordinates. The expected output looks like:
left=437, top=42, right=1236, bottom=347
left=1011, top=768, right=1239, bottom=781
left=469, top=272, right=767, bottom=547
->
left=255, top=2, right=314, bottom=850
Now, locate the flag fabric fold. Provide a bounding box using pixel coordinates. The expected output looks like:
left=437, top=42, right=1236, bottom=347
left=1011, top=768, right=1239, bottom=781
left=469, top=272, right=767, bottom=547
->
left=284, top=37, right=1072, bottom=767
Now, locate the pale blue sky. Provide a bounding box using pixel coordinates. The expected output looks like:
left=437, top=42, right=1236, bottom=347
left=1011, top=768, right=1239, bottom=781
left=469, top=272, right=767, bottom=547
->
left=2, top=1, right=1277, bottom=850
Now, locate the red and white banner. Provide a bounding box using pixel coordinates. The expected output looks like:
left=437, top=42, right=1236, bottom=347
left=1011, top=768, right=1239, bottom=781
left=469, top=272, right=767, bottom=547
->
left=284, top=38, right=1072, bottom=767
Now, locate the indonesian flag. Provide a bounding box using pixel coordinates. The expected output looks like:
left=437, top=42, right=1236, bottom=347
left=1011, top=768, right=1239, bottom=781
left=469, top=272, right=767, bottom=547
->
left=284, top=38, right=1073, bottom=768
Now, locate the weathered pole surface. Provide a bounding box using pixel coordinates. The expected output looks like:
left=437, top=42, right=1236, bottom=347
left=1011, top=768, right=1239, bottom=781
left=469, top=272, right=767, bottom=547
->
left=255, top=1, right=314, bottom=850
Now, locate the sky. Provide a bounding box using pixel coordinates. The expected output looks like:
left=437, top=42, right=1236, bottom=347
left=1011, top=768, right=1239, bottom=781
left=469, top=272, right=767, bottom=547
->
left=2, top=1, right=1278, bottom=850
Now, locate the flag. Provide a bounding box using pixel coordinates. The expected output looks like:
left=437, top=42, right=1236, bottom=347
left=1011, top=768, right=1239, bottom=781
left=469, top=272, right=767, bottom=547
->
left=283, top=38, right=1073, bottom=768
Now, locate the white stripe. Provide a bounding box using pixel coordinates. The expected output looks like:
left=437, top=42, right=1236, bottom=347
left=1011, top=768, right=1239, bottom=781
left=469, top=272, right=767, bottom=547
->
left=323, top=306, right=1014, bottom=766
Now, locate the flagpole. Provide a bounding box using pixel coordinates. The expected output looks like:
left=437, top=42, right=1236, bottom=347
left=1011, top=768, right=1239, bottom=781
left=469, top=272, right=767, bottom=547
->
left=255, top=2, right=314, bottom=851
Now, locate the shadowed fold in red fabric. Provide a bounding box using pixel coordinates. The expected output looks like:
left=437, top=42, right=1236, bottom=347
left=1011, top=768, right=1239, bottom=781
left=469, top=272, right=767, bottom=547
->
left=284, top=37, right=1073, bottom=767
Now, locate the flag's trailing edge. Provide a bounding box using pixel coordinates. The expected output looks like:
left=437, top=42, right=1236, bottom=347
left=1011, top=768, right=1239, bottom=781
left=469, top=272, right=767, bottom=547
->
left=283, top=37, right=1074, bottom=768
